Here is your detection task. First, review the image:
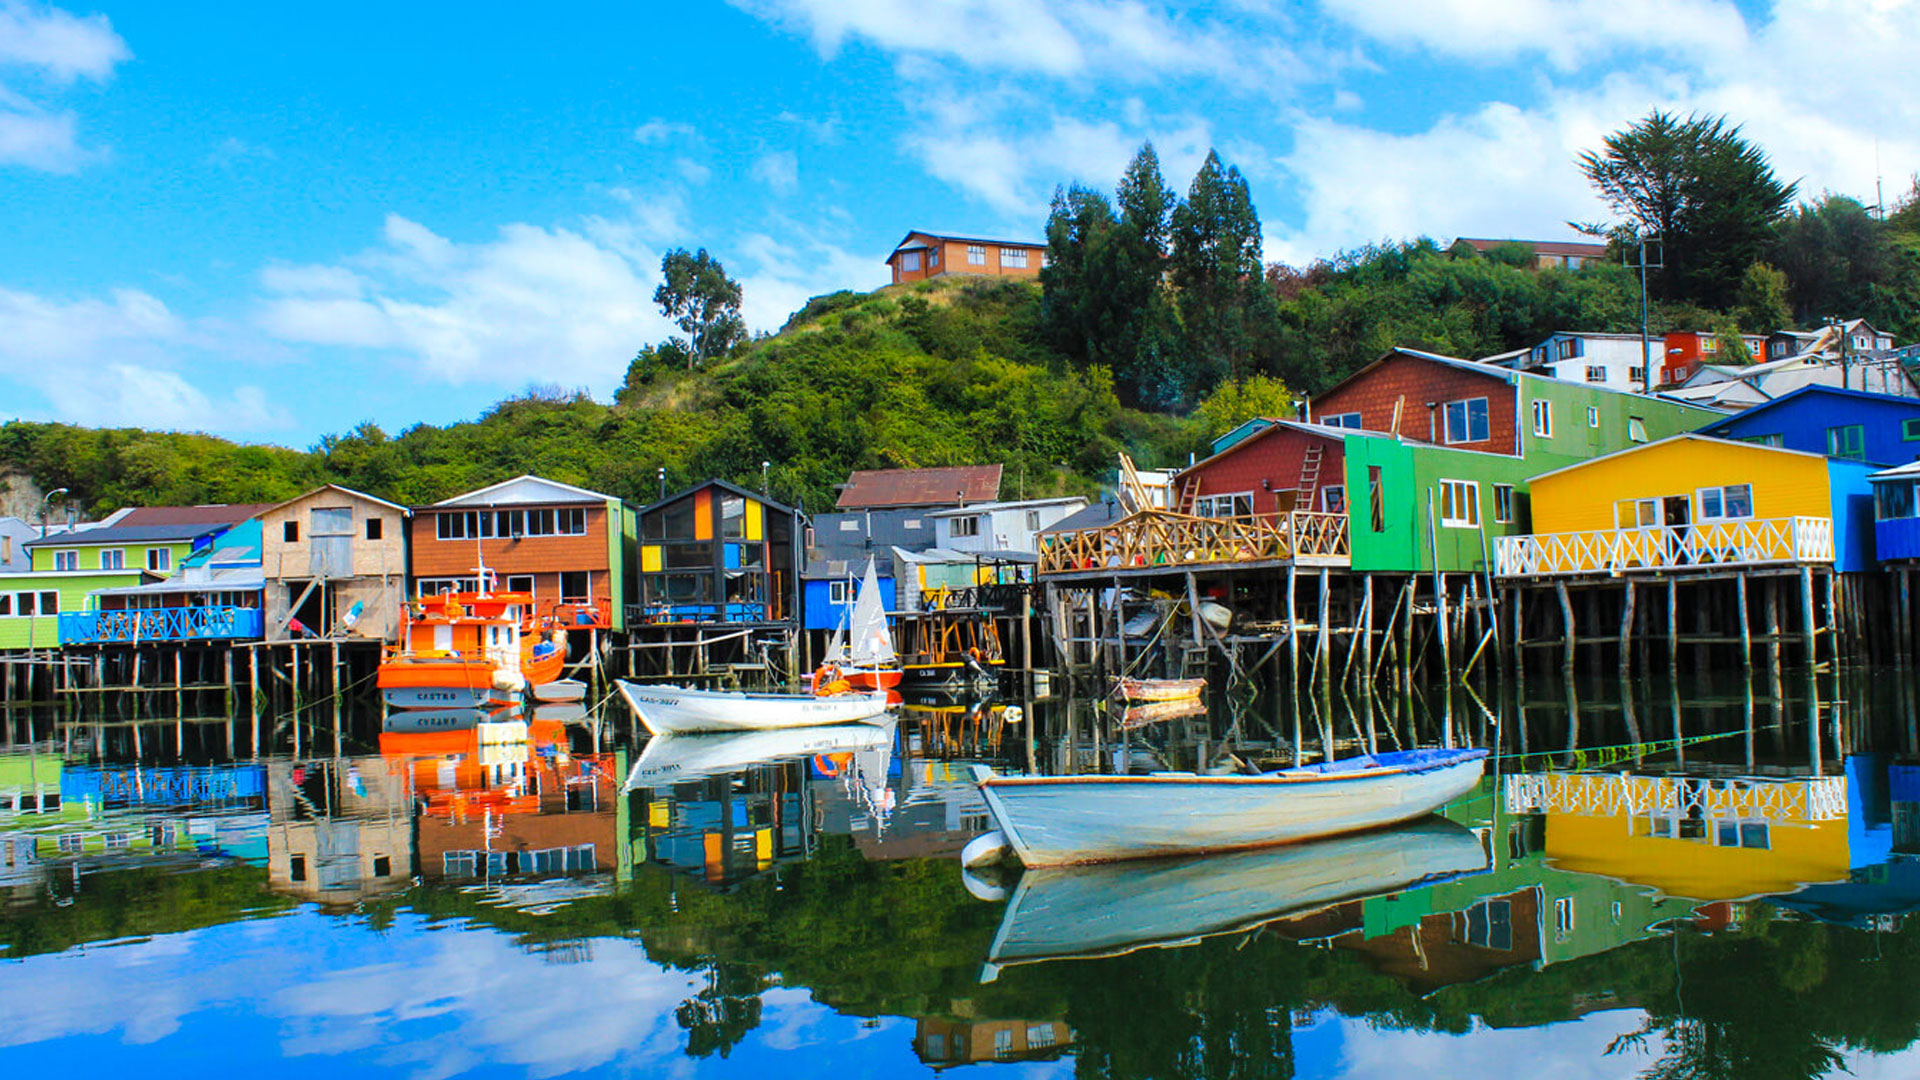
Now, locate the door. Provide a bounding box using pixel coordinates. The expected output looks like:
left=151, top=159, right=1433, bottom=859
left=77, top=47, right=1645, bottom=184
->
left=1663, top=495, right=1692, bottom=566
left=310, top=507, right=354, bottom=578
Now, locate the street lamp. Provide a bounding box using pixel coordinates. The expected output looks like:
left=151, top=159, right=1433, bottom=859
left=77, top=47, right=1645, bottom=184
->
left=761, top=461, right=771, bottom=496
left=657, top=467, right=666, bottom=501
left=36, top=487, right=68, bottom=539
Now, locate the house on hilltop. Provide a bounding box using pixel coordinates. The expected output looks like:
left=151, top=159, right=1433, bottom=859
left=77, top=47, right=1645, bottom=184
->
left=1455, top=237, right=1610, bottom=271
left=886, top=231, right=1045, bottom=286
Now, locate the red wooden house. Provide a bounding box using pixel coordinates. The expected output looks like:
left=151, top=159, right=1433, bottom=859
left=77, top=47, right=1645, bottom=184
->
left=1306, top=348, right=1518, bottom=454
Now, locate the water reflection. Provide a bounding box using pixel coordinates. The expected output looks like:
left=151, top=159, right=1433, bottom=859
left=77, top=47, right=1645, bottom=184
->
left=3, top=669, right=1920, bottom=1078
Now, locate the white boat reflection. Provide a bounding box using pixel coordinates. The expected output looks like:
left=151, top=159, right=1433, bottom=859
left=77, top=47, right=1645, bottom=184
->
left=979, top=817, right=1488, bottom=981
left=625, top=721, right=897, bottom=789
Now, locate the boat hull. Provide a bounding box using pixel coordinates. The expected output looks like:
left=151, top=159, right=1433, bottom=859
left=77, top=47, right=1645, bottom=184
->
left=616, top=680, right=891, bottom=735
left=981, top=818, right=1488, bottom=978
left=978, top=749, right=1487, bottom=866
left=380, top=685, right=509, bottom=710
left=531, top=678, right=588, bottom=703
left=843, top=667, right=903, bottom=691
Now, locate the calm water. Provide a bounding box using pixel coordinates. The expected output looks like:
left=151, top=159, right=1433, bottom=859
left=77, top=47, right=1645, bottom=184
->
left=5, top=669, right=1920, bottom=1079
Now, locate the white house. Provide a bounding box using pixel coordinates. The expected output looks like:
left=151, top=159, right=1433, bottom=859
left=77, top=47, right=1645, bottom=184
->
left=927, top=497, right=1088, bottom=556
left=1491, top=332, right=1662, bottom=393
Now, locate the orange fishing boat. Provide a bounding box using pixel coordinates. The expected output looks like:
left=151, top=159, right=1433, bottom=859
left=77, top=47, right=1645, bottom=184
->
left=379, top=588, right=568, bottom=709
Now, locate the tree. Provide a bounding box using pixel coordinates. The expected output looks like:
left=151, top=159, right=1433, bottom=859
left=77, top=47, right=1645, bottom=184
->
left=1106, top=143, right=1183, bottom=408
left=1169, top=149, right=1278, bottom=405
left=655, top=248, right=746, bottom=368
left=1733, top=261, right=1792, bottom=335
left=1579, top=112, right=1796, bottom=309
left=1772, top=194, right=1920, bottom=334
left=1038, top=183, right=1118, bottom=368
left=1192, top=375, right=1297, bottom=442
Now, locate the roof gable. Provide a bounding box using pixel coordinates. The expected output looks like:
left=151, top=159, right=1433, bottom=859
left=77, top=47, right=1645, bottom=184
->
left=637, top=477, right=800, bottom=519
left=259, top=483, right=411, bottom=517
left=434, top=474, right=616, bottom=507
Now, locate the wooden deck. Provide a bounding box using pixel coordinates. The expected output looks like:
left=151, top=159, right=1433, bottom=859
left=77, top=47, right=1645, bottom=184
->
left=1493, top=517, right=1834, bottom=578
left=1038, top=510, right=1349, bottom=578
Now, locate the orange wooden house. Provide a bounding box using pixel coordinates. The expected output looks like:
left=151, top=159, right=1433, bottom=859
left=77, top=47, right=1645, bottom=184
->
left=409, top=475, right=636, bottom=631
left=886, top=230, right=1046, bottom=285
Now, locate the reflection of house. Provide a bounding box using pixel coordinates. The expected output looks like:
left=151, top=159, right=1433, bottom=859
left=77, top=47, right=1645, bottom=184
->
left=628, top=761, right=814, bottom=888
left=258, top=484, right=410, bottom=640
left=412, top=475, right=634, bottom=631
left=1332, top=886, right=1542, bottom=995
left=635, top=479, right=800, bottom=626
left=267, top=757, right=413, bottom=905
left=844, top=758, right=992, bottom=860
left=914, top=1017, right=1074, bottom=1067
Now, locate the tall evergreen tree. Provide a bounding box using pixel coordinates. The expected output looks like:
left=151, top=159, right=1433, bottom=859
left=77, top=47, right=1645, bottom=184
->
left=1169, top=149, right=1277, bottom=406
left=1105, top=143, right=1183, bottom=407
left=1038, top=183, right=1118, bottom=367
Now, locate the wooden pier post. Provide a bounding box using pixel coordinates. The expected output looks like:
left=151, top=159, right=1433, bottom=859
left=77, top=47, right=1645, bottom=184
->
left=1618, top=581, right=1636, bottom=678
left=1286, top=563, right=1301, bottom=705
left=1799, top=566, right=1819, bottom=667
left=1315, top=567, right=1332, bottom=704
left=1555, top=581, right=1576, bottom=675
left=1666, top=578, right=1680, bottom=682
left=1736, top=572, right=1752, bottom=669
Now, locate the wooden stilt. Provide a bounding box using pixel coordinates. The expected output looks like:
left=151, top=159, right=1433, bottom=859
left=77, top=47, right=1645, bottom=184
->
left=1556, top=581, right=1576, bottom=675
left=1800, top=566, right=1819, bottom=667
left=1618, top=581, right=1636, bottom=678
left=1736, top=572, right=1752, bottom=669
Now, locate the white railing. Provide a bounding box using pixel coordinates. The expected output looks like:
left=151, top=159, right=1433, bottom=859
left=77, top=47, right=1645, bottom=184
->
left=1493, top=516, right=1833, bottom=577
left=1503, top=772, right=1847, bottom=822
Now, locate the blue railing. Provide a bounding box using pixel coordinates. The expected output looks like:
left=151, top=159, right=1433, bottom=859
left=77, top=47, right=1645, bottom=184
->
left=58, top=605, right=264, bottom=645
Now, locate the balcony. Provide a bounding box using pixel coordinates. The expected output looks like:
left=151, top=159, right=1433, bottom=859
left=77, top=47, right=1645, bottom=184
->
left=1038, top=510, right=1349, bottom=578
left=1493, top=517, right=1833, bottom=578
left=58, top=605, right=264, bottom=645
left=545, top=597, right=613, bottom=629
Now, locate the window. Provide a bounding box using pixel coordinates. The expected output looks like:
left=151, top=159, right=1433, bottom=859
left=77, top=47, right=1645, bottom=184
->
left=146, top=548, right=171, bottom=572
left=994, top=1029, right=1014, bottom=1057
left=1439, top=480, right=1479, bottom=528
left=1699, top=484, right=1754, bottom=521
left=1702, top=336, right=1720, bottom=354
left=1627, top=416, right=1648, bottom=443
left=1628, top=366, right=1647, bottom=385
left=1322, top=411, right=1362, bottom=429
left=903, top=518, right=921, bottom=530
left=838, top=519, right=859, bottom=532
left=1531, top=399, right=1552, bottom=437
left=373, top=855, right=391, bottom=877
left=1905, top=418, right=1920, bottom=441
left=99, top=548, right=124, bottom=570
left=1585, top=365, right=1606, bottom=383
left=284, top=520, right=299, bottom=542
left=950, top=515, right=981, bottom=537
left=365, top=517, right=383, bottom=540
left=1322, top=485, right=1346, bottom=513
left=58, top=832, right=82, bottom=854
left=558, top=508, right=587, bottom=535
left=967, top=244, right=986, bottom=266
left=1827, top=424, right=1866, bottom=460
left=1442, top=397, right=1490, bottom=444
left=1554, top=897, right=1576, bottom=937
left=1877, top=480, right=1918, bottom=521
left=1742, top=433, right=1785, bottom=447
left=900, top=250, right=921, bottom=272
left=1000, top=247, right=1029, bottom=268
left=1194, top=493, right=1254, bottom=517
left=1024, top=509, right=1041, bottom=530
left=437, top=511, right=474, bottom=540
left=828, top=580, right=848, bottom=605
left=929, top=248, right=939, bottom=267
left=1368, top=465, right=1385, bottom=533
left=1555, top=338, right=1583, bottom=360
left=1587, top=406, right=1599, bottom=428
left=1616, top=498, right=1660, bottom=528
left=1027, top=1024, right=1056, bottom=1049
left=1493, top=484, right=1515, bottom=523
left=506, top=574, right=534, bottom=594
left=1465, top=899, right=1513, bottom=950
left=52, top=550, right=76, bottom=571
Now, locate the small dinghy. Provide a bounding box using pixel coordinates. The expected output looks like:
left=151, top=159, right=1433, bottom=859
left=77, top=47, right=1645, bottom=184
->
left=616, top=680, right=891, bottom=736
left=975, top=747, right=1488, bottom=866
left=531, top=678, right=587, bottom=703
left=1110, top=676, right=1206, bottom=704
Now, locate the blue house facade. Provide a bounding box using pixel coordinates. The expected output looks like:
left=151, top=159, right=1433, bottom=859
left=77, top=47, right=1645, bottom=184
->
left=1870, top=461, right=1920, bottom=562
left=1701, top=386, right=1920, bottom=468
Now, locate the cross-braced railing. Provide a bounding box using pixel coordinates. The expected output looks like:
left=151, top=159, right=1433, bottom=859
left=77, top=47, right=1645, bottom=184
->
left=1504, top=772, right=1847, bottom=822
left=1493, top=516, right=1833, bottom=577
left=1038, top=509, right=1349, bottom=575
left=58, top=605, right=264, bottom=645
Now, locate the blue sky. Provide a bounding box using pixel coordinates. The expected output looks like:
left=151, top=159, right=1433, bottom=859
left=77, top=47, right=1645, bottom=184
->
left=1, top=0, right=1914, bottom=447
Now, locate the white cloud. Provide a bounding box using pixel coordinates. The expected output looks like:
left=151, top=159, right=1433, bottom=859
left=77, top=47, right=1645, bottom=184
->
left=675, top=156, right=712, bottom=184
left=0, top=1, right=129, bottom=171
left=734, top=225, right=890, bottom=331
left=1319, top=0, right=1749, bottom=72
left=0, top=285, right=288, bottom=430
left=258, top=212, right=676, bottom=387
left=633, top=118, right=695, bottom=144
left=752, top=149, right=799, bottom=193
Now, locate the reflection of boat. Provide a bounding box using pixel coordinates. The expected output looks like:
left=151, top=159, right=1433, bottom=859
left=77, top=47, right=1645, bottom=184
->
left=980, top=818, right=1488, bottom=980
left=976, top=748, right=1488, bottom=866
left=625, top=722, right=896, bottom=788
left=380, top=707, right=493, bottom=733
left=531, top=701, right=588, bottom=724
left=615, top=680, right=891, bottom=735
left=378, top=588, right=564, bottom=708
left=1116, top=699, right=1208, bottom=729
left=1111, top=676, right=1205, bottom=704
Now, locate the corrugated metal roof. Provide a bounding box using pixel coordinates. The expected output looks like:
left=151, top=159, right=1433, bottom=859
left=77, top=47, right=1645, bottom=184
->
left=835, top=465, right=1002, bottom=509
left=24, top=522, right=231, bottom=548
left=116, top=504, right=276, bottom=526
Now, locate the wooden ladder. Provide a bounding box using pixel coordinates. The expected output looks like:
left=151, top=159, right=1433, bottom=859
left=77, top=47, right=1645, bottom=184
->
left=1295, top=444, right=1324, bottom=509
left=1176, top=472, right=1201, bottom=513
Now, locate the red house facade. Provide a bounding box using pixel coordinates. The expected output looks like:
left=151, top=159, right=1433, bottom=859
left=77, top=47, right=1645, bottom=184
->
left=1308, top=349, right=1518, bottom=455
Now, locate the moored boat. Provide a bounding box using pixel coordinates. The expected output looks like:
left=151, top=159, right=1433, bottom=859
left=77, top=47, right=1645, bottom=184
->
left=817, top=559, right=903, bottom=691
left=378, top=586, right=568, bottom=708
left=978, top=817, right=1488, bottom=980
left=616, top=679, right=891, bottom=736
left=1110, top=676, right=1205, bottom=703
left=974, top=747, right=1488, bottom=866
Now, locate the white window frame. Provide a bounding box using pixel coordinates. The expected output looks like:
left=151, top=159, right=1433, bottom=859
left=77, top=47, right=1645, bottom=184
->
left=51, top=549, right=77, bottom=571
left=146, top=547, right=172, bottom=572
left=1321, top=484, right=1346, bottom=513
left=1194, top=492, right=1255, bottom=518
left=950, top=515, right=981, bottom=538
left=1585, top=365, right=1606, bottom=383
left=1442, top=397, right=1490, bottom=445
left=1000, top=247, right=1029, bottom=269
left=1323, top=411, right=1362, bottom=429
left=1492, top=483, right=1515, bottom=523
left=828, top=580, right=848, bottom=605
left=1531, top=400, right=1552, bottom=438
left=1587, top=406, right=1599, bottom=428
left=1615, top=498, right=1660, bottom=529
left=1024, top=509, right=1041, bottom=530
left=1697, top=484, right=1754, bottom=522
left=899, top=250, right=921, bottom=272
left=1628, top=365, right=1647, bottom=385
left=967, top=244, right=986, bottom=266
left=1438, top=479, right=1480, bottom=528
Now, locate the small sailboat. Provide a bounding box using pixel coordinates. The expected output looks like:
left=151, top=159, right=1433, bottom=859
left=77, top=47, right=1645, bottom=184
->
left=817, top=560, right=901, bottom=692
left=977, top=818, right=1489, bottom=980
left=971, top=747, right=1488, bottom=867
left=616, top=680, right=891, bottom=735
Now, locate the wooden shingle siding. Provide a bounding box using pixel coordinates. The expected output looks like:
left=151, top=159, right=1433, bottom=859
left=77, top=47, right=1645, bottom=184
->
left=409, top=506, right=611, bottom=577
left=1314, top=354, right=1517, bottom=454
left=1181, top=427, right=1346, bottom=513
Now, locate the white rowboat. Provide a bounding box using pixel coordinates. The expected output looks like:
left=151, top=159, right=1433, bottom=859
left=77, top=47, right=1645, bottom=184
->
left=616, top=679, right=891, bottom=735
left=976, top=747, right=1487, bottom=866
left=979, top=817, right=1488, bottom=980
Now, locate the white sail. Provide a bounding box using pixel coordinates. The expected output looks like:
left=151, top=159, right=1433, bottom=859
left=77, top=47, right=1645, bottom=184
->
left=849, top=559, right=896, bottom=665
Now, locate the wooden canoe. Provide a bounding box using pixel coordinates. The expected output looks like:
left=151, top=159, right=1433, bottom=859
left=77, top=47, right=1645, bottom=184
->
left=1110, top=676, right=1206, bottom=703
